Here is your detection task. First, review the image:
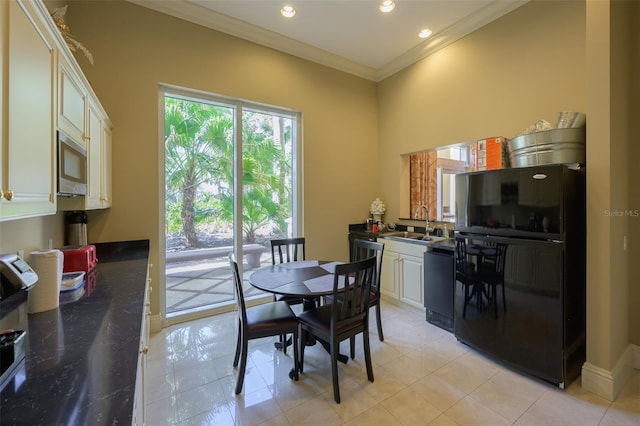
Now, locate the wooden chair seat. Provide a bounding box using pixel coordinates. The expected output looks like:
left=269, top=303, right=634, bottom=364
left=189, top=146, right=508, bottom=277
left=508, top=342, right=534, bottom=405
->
left=245, top=302, right=300, bottom=335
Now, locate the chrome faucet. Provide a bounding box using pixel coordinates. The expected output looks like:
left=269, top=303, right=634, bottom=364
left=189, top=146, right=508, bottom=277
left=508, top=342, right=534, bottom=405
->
left=414, top=204, right=433, bottom=234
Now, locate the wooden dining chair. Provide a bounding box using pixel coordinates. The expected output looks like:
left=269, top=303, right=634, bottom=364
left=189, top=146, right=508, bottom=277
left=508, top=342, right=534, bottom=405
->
left=298, top=256, right=377, bottom=404
left=326, top=240, right=385, bottom=358
left=270, top=237, right=319, bottom=351
left=229, top=254, right=299, bottom=394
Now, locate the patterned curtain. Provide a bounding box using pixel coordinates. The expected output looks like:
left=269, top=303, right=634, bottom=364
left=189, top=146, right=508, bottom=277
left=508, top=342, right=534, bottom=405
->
left=410, top=151, right=438, bottom=220
left=409, top=152, right=428, bottom=218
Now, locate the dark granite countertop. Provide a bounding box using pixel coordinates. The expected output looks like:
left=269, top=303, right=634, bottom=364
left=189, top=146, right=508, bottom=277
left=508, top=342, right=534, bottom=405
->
left=349, top=223, right=455, bottom=252
left=0, top=240, right=150, bottom=426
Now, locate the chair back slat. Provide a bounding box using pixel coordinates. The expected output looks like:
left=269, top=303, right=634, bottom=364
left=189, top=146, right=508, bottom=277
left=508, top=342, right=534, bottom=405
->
left=332, top=256, right=376, bottom=326
left=270, top=237, right=306, bottom=265
left=352, top=240, right=384, bottom=294
left=229, top=253, right=248, bottom=325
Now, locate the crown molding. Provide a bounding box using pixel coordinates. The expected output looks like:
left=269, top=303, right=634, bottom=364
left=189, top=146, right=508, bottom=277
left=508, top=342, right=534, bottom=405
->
left=128, top=0, right=528, bottom=82
left=128, top=0, right=378, bottom=80
left=376, top=0, right=529, bottom=81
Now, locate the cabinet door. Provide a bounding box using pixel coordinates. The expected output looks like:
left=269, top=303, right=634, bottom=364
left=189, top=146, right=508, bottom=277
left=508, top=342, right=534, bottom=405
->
left=100, top=124, right=112, bottom=207
left=380, top=251, right=400, bottom=300
left=1, top=0, right=56, bottom=220
left=85, top=98, right=102, bottom=209
left=400, top=255, right=424, bottom=308
left=58, top=58, right=87, bottom=144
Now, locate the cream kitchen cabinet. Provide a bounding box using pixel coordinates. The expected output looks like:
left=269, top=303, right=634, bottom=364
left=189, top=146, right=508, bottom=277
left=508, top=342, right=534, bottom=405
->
left=0, top=0, right=57, bottom=221
left=133, top=267, right=151, bottom=426
left=54, top=12, right=112, bottom=211
left=85, top=97, right=112, bottom=209
left=379, top=237, right=426, bottom=310
left=380, top=249, right=400, bottom=300
left=58, top=55, right=88, bottom=146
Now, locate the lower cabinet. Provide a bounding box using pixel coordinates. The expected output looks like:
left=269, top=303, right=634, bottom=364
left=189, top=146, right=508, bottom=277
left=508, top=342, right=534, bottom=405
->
left=380, top=238, right=426, bottom=309
left=133, top=266, right=151, bottom=425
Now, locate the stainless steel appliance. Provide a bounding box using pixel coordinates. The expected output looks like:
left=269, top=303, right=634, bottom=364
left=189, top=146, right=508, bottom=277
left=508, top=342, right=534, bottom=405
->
left=57, top=131, right=87, bottom=196
left=454, top=164, right=586, bottom=388
left=0, top=254, right=38, bottom=301
left=65, top=211, right=88, bottom=246
left=0, top=330, right=25, bottom=392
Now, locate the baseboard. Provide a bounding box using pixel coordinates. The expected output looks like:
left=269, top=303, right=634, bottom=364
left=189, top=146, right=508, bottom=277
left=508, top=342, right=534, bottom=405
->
left=582, top=344, right=638, bottom=401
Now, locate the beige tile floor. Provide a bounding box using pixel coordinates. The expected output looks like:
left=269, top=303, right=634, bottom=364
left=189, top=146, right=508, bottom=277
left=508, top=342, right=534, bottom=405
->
left=145, top=301, right=640, bottom=426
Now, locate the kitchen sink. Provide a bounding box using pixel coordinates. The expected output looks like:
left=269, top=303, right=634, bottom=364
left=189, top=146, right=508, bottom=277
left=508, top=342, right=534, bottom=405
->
left=380, top=231, right=446, bottom=243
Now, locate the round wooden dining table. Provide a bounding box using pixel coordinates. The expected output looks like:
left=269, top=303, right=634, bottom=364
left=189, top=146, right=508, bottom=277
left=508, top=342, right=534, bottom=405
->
left=249, top=260, right=344, bottom=297
left=248, top=260, right=350, bottom=366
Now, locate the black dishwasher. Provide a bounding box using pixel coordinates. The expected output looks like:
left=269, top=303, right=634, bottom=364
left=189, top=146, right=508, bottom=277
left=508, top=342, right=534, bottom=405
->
left=424, top=249, right=454, bottom=332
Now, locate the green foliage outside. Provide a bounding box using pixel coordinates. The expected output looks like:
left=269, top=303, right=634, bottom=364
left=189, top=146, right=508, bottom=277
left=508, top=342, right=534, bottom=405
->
left=164, top=97, right=292, bottom=248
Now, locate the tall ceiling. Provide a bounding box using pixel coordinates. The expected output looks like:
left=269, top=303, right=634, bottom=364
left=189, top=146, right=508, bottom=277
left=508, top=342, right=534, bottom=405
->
left=129, top=0, right=528, bottom=81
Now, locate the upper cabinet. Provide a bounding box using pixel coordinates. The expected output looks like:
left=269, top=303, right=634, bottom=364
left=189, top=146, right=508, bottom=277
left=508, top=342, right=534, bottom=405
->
left=56, top=20, right=112, bottom=211
left=0, top=0, right=57, bottom=221
left=1, top=0, right=112, bottom=220
left=58, top=57, right=88, bottom=146
left=85, top=97, right=112, bottom=209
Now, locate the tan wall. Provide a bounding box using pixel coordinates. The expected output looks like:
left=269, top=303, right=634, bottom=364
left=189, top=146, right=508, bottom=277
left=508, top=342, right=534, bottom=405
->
left=63, top=1, right=378, bottom=316
left=0, top=214, right=65, bottom=262
left=609, top=0, right=632, bottom=366
left=628, top=2, right=640, bottom=346
left=377, top=0, right=587, bottom=220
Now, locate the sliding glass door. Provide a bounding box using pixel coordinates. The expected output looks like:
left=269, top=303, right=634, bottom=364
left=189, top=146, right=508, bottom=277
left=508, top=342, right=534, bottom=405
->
left=161, top=87, right=300, bottom=322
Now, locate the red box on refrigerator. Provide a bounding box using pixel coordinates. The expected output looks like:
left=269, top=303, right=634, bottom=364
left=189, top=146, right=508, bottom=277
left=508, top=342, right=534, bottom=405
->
left=473, top=137, right=507, bottom=170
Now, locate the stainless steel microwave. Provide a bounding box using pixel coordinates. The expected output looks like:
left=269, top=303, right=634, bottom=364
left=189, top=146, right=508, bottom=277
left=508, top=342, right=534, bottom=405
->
left=57, top=131, right=87, bottom=196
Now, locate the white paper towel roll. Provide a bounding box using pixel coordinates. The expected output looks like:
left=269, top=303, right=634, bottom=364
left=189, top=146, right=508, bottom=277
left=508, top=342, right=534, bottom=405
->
left=28, top=249, right=64, bottom=314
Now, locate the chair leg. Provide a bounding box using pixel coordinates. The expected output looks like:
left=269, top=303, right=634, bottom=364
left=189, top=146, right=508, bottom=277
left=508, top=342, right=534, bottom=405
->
left=233, top=319, right=242, bottom=367
left=330, top=338, right=340, bottom=404
left=350, top=336, right=355, bottom=359
left=292, top=329, right=299, bottom=381
left=502, top=283, right=507, bottom=312
left=363, top=329, right=374, bottom=383
left=281, top=333, right=287, bottom=355
left=235, top=335, right=249, bottom=394
left=299, top=326, right=305, bottom=374
left=493, top=284, right=498, bottom=319
left=375, top=303, right=384, bottom=341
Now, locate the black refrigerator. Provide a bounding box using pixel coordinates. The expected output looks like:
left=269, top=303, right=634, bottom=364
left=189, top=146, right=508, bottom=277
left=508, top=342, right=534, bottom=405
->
left=454, top=164, right=586, bottom=388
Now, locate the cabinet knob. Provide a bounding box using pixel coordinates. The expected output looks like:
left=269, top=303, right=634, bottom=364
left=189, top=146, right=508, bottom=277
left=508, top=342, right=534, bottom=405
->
left=140, top=347, right=149, bottom=355
left=4, top=190, right=14, bottom=201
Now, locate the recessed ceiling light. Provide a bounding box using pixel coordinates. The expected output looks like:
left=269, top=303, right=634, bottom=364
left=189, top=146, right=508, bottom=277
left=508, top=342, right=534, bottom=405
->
left=418, top=28, right=433, bottom=39
left=281, top=5, right=296, bottom=18
left=379, top=0, right=395, bottom=13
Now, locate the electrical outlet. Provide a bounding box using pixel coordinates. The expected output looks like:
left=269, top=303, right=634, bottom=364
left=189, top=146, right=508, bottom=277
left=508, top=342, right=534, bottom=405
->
left=407, top=226, right=414, bottom=232
left=17, top=249, right=24, bottom=259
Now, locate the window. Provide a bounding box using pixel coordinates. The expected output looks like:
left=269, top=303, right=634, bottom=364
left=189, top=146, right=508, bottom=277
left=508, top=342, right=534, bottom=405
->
left=161, top=85, right=301, bottom=320
left=409, top=144, right=473, bottom=222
